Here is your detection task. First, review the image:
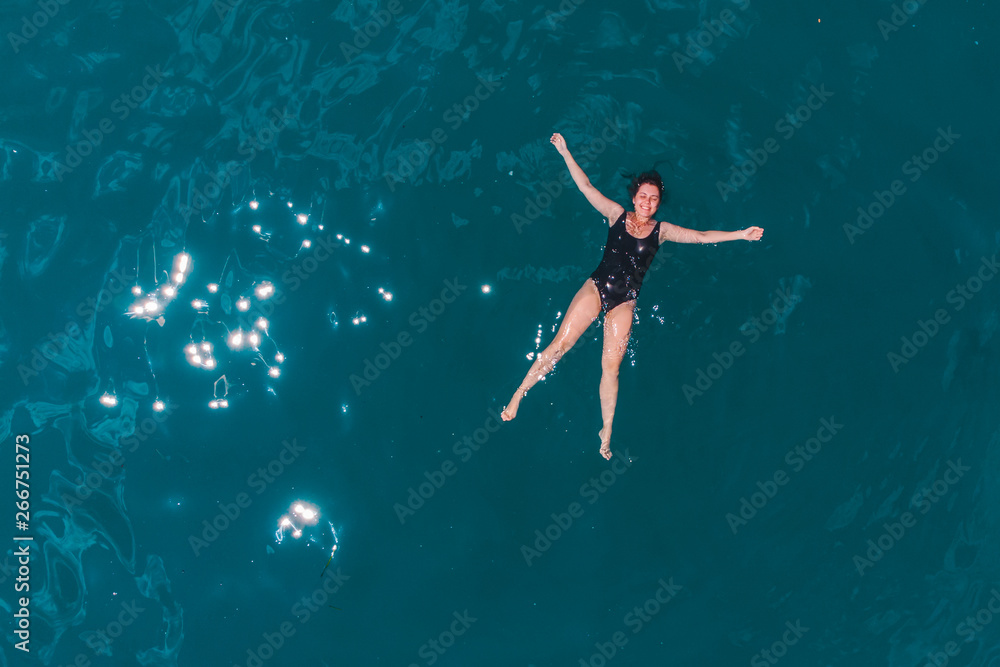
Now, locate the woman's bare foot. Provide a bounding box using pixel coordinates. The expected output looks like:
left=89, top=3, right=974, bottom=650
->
left=502, top=387, right=526, bottom=421
left=598, top=427, right=612, bottom=460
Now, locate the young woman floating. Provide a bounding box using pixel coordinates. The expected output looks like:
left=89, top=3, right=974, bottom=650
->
left=501, top=132, right=763, bottom=460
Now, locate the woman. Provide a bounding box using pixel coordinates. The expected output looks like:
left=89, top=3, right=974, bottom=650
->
left=501, top=132, right=764, bottom=460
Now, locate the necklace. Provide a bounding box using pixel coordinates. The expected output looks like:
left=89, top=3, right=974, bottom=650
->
left=627, top=212, right=652, bottom=236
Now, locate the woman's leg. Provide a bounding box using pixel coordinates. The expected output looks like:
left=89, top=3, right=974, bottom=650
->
left=502, top=280, right=601, bottom=421
left=597, top=300, right=635, bottom=459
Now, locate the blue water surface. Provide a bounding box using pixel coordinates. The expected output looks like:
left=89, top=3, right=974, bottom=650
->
left=1, top=0, right=999, bottom=665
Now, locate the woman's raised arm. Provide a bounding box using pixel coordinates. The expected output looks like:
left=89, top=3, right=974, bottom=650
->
left=551, top=133, right=623, bottom=223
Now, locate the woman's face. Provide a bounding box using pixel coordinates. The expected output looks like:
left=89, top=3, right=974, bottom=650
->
left=633, top=183, right=661, bottom=218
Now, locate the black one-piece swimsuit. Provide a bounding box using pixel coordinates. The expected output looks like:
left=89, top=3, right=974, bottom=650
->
left=589, top=210, right=662, bottom=313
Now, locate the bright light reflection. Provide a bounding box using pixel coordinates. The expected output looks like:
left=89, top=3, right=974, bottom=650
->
left=153, top=400, right=165, bottom=412
left=275, top=500, right=323, bottom=543
left=249, top=200, right=259, bottom=210
left=228, top=330, right=244, bottom=349
left=99, top=393, right=117, bottom=407
left=481, top=285, right=491, bottom=294
left=254, top=282, right=274, bottom=299
left=275, top=352, right=284, bottom=363
left=297, top=213, right=308, bottom=224
left=236, top=297, right=250, bottom=312
left=184, top=341, right=216, bottom=370
left=207, top=283, right=219, bottom=293
left=361, top=245, right=370, bottom=253
left=131, top=285, right=142, bottom=296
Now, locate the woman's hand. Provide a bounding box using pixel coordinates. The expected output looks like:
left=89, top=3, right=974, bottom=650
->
left=550, top=133, right=569, bottom=156
left=740, top=226, right=764, bottom=241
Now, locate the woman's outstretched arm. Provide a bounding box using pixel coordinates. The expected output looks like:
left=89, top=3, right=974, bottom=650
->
left=659, top=222, right=763, bottom=244
left=551, top=133, right=623, bottom=222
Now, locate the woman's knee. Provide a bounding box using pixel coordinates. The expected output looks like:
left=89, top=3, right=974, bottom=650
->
left=600, top=356, right=623, bottom=376
left=543, top=342, right=568, bottom=361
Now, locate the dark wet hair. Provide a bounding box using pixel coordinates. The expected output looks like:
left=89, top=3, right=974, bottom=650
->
left=625, top=170, right=665, bottom=200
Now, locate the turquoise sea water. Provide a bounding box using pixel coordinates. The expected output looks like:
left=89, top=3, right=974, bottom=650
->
left=1, top=0, right=999, bottom=665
